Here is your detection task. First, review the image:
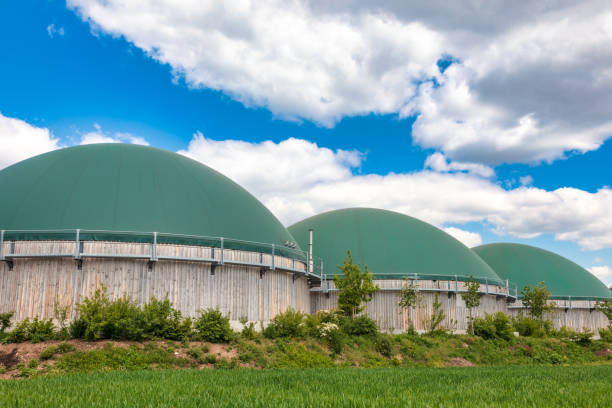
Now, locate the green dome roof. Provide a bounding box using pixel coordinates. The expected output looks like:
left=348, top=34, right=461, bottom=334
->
left=0, top=144, right=296, bottom=248
left=473, top=243, right=612, bottom=300
left=288, top=208, right=501, bottom=282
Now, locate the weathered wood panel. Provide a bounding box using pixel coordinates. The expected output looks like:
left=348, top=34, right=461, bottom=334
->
left=0, top=241, right=310, bottom=326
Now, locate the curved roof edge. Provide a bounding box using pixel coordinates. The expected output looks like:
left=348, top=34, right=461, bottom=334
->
left=289, top=207, right=503, bottom=284
left=473, top=243, right=612, bottom=300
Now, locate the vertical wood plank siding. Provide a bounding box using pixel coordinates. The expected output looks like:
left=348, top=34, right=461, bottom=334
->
left=311, top=280, right=609, bottom=333
left=0, top=241, right=310, bottom=325
left=0, top=241, right=608, bottom=332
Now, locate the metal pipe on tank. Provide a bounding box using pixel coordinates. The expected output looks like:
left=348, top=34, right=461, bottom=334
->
left=308, top=229, right=314, bottom=274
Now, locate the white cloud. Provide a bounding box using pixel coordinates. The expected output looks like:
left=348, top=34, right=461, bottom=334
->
left=442, top=227, right=482, bottom=248
left=46, top=24, right=65, bottom=38
left=67, top=0, right=443, bottom=127
left=178, top=132, right=361, bottom=196
left=425, top=152, right=493, bottom=178
left=67, top=1, right=612, bottom=164
left=519, top=175, right=533, bottom=186
left=0, top=113, right=60, bottom=169
left=181, top=134, right=612, bottom=251
left=80, top=124, right=149, bottom=146
left=588, top=265, right=612, bottom=285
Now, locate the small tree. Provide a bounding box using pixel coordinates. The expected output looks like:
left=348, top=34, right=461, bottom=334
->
left=521, top=281, right=555, bottom=321
left=334, top=250, right=379, bottom=317
left=424, top=293, right=446, bottom=335
left=461, top=277, right=481, bottom=334
left=595, top=299, right=612, bottom=329
left=399, top=278, right=422, bottom=329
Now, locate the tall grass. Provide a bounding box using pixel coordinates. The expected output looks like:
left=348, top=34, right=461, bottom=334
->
left=1, top=366, right=610, bottom=407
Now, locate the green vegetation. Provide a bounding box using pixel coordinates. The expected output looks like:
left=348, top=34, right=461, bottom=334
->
left=461, top=278, right=481, bottom=334
left=333, top=251, right=379, bottom=317
left=192, top=308, right=233, bottom=343
left=521, top=281, right=555, bottom=321
left=596, top=299, right=612, bottom=328
left=472, top=312, right=514, bottom=341
left=1, top=366, right=611, bottom=407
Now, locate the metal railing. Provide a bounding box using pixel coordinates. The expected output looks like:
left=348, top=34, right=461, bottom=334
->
left=316, top=272, right=519, bottom=300
left=0, top=229, right=323, bottom=279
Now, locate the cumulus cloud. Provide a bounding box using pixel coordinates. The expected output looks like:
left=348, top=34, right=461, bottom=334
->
left=46, top=24, right=65, bottom=38
left=67, top=0, right=443, bottom=126
left=181, top=134, right=612, bottom=251
left=425, top=152, right=493, bottom=178
left=442, top=227, right=482, bottom=248
left=0, top=113, right=60, bottom=169
left=67, top=0, right=612, bottom=164
left=80, top=124, right=149, bottom=146
left=588, top=265, right=612, bottom=285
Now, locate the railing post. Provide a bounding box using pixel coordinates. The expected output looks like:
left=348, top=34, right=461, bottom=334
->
left=150, top=232, right=157, bottom=261
left=0, top=230, right=4, bottom=261
left=454, top=275, right=458, bottom=292
left=271, top=244, right=275, bottom=270
left=74, top=229, right=81, bottom=259
left=320, top=259, right=324, bottom=276
left=485, top=277, right=488, bottom=294
left=220, top=237, right=224, bottom=265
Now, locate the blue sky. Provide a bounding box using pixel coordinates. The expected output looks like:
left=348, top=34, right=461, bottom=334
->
left=1, top=1, right=612, bottom=285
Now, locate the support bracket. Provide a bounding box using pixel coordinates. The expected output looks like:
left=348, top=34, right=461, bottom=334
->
left=211, top=262, right=219, bottom=276
left=4, top=259, right=13, bottom=271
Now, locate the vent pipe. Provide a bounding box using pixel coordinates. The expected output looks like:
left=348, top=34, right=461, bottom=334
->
left=308, top=229, right=314, bottom=274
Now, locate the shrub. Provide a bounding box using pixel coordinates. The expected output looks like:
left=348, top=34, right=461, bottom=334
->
left=325, top=327, right=344, bottom=355
left=570, top=329, right=594, bottom=346
left=340, top=315, right=378, bottom=336
left=76, top=287, right=144, bottom=341
left=375, top=334, right=393, bottom=357
left=68, top=318, right=87, bottom=339
left=187, top=347, right=205, bottom=364
left=0, top=312, right=13, bottom=336
left=263, top=308, right=306, bottom=339
left=513, top=316, right=551, bottom=338
left=3, top=317, right=56, bottom=343
left=40, top=342, right=76, bottom=360
left=598, top=327, right=612, bottom=342
left=473, top=312, right=513, bottom=341
left=193, top=309, right=233, bottom=343
left=141, top=297, right=192, bottom=340
left=40, top=346, right=57, bottom=360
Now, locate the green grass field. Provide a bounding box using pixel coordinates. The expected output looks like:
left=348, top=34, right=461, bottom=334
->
left=1, top=366, right=611, bottom=407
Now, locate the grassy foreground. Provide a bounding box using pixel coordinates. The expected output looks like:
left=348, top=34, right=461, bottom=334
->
left=1, top=366, right=611, bottom=407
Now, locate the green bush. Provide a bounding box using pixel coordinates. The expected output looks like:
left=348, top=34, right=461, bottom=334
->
left=3, top=317, right=56, bottom=343
left=375, top=334, right=393, bottom=357
left=0, top=312, right=13, bottom=336
left=598, top=327, right=612, bottom=342
left=76, top=287, right=143, bottom=341
left=68, top=318, right=87, bottom=339
left=193, top=309, right=233, bottom=343
left=340, top=315, right=378, bottom=336
left=570, top=329, right=594, bottom=346
left=40, top=346, right=57, bottom=360
left=473, top=312, right=514, bottom=341
left=513, top=316, right=551, bottom=338
left=141, top=297, right=192, bottom=340
left=263, top=308, right=306, bottom=339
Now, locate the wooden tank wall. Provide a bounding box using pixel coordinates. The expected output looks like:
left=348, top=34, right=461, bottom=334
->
left=312, top=279, right=508, bottom=332
left=507, top=300, right=608, bottom=332
left=0, top=241, right=310, bottom=325
left=312, top=280, right=609, bottom=333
